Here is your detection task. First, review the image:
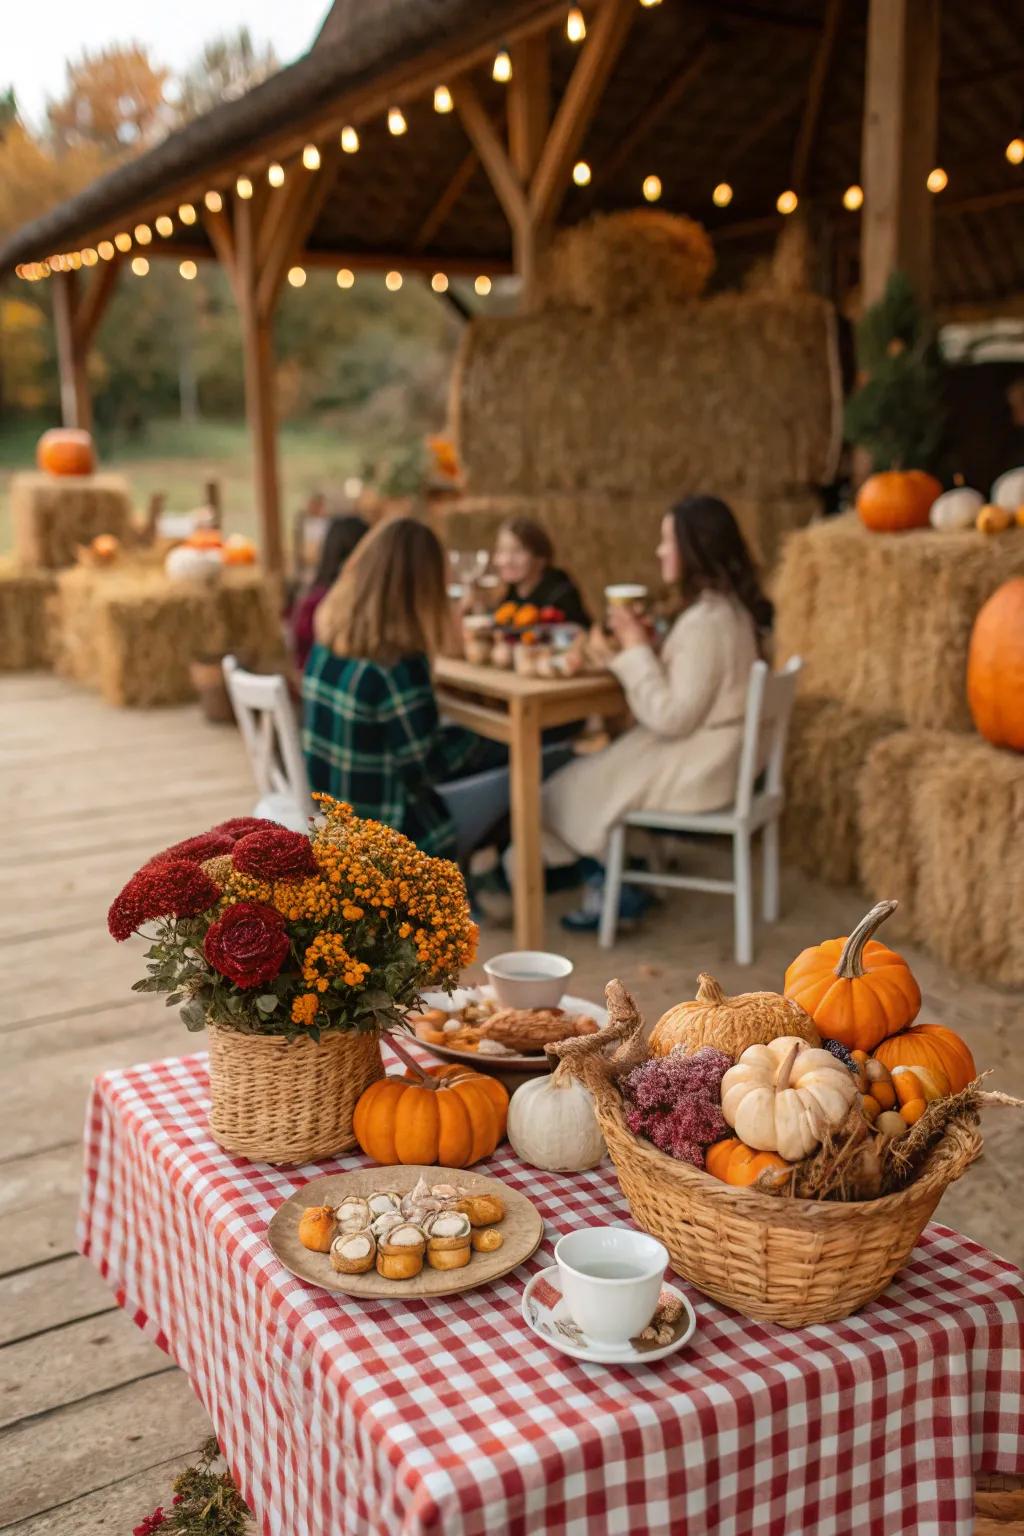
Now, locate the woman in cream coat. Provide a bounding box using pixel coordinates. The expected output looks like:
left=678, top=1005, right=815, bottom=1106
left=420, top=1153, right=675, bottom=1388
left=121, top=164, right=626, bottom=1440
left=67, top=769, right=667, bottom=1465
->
left=544, top=496, right=772, bottom=928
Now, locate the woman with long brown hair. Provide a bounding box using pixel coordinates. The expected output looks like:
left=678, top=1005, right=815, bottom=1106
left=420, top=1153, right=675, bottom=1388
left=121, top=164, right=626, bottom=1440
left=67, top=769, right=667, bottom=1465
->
left=491, top=517, right=590, bottom=627
left=303, top=517, right=506, bottom=857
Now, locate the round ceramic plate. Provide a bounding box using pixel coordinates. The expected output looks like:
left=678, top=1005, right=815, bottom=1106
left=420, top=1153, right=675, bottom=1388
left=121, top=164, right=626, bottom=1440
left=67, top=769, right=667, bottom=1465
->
left=522, top=1267, right=697, bottom=1365
left=268, top=1164, right=544, bottom=1299
left=414, top=987, right=609, bottom=1074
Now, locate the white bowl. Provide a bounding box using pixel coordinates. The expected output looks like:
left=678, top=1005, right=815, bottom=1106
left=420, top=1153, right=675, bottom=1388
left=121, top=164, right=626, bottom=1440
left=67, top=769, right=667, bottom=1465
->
left=482, top=951, right=573, bottom=1009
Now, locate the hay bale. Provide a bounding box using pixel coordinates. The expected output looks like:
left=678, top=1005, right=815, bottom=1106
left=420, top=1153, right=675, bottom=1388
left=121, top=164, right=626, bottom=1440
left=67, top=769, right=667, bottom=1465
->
left=774, top=516, right=1024, bottom=733
left=451, top=293, right=840, bottom=502
left=10, top=472, right=133, bottom=569
left=53, top=564, right=284, bottom=708
left=858, top=730, right=1024, bottom=987
left=0, top=560, right=55, bottom=671
left=781, top=695, right=902, bottom=886
left=537, top=210, right=714, bottom=315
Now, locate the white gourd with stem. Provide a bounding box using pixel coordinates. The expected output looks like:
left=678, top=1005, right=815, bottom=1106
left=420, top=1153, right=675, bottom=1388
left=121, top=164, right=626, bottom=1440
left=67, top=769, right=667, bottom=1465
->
left=507, top=1055, right=606, bottom=1172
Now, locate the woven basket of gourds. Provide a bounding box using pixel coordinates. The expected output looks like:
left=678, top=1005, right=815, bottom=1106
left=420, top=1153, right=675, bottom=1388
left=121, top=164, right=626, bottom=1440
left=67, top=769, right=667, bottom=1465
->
left=557, top=990, right=986, bottom=1327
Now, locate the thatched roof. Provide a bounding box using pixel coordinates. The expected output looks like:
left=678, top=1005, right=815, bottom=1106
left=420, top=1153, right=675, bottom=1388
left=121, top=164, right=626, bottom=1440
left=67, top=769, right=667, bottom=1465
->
left=4, top=0, right=1024, bottom=308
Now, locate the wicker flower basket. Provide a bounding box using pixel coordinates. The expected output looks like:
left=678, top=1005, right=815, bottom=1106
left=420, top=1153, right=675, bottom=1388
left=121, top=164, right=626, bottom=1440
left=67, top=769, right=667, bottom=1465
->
left=557, top=998, right=984, bottom=1326
left=207, top=1024, right=384, bottom=1165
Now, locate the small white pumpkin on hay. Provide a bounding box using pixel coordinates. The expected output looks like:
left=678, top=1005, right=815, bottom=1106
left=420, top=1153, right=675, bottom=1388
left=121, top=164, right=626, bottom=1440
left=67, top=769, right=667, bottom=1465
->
left=991, top=466, right=1024, bottom=511
left=929, top=487, right=983, bottom=530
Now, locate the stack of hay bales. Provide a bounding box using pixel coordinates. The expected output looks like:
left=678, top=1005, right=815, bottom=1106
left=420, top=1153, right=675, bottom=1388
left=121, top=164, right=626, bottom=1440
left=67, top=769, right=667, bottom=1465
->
left=0, top=471, right=133, bottom=671
left=445, top=290, right=839, bottom=610
left=53, top=563, right=283, bottom=708
left=776, top=514, right=1024, bottom=985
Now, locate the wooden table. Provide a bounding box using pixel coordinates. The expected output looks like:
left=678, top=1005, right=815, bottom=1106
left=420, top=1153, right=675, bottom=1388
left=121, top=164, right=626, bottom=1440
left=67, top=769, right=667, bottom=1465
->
left=434, top=657, right=624, bottom=947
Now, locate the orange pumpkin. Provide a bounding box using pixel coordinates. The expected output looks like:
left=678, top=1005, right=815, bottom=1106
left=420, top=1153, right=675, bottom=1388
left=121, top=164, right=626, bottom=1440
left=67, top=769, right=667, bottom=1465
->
left=966, top=578, right=1024, bottom=752
left=856, top=470, right=942, bottom=533
left=784, top=899, right=921, bottom=1052
left=353, top=1062, right=508, bottom=1168
left=90, top=533, right=120, bottom=562
left=37, top=427, right=95, bottom=477
left=705, top=1137, right=790, bottom=1188
left=185, top=528, right=224, bottom=551
left=873, top=1023, right=976, bottom=1095
left=222, top=535, right=257, bottom=566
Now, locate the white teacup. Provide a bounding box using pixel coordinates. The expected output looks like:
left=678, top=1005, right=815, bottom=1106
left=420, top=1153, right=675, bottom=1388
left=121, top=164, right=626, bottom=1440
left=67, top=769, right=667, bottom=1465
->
left=604, top=583, right=649, bottom=609
left=555, top=1226, right=668, bottom=1346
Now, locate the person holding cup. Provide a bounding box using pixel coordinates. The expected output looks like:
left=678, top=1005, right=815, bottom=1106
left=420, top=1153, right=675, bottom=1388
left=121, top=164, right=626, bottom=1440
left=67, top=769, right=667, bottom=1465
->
left=542, top=495, right=773, bottom=931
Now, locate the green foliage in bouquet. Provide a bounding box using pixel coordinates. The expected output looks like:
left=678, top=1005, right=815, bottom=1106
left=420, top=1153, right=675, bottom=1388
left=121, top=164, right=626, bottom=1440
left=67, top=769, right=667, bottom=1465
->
left=844, top=271, right=947, bottom=472
left=108, top=799, right=476, bottom=1041
left=132, top=1438, right=250, bottom=1536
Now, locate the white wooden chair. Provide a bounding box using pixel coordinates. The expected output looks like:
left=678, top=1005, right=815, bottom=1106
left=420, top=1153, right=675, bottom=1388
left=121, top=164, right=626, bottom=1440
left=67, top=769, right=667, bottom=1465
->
left=222, top=656, right=315, bottom=833
left=598, top=656, right=803, bottom=964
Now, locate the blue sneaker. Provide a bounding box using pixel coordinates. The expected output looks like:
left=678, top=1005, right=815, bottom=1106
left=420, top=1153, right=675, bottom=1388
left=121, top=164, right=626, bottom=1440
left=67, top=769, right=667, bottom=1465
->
left=560, top=879, right=652, bottom=933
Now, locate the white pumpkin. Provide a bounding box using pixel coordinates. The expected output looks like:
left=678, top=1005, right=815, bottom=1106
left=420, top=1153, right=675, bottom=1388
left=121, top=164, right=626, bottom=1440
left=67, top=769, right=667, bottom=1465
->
left=164, top=543, right=223, bottom=584
left=720, top=1036, right=857, bottom=1162
left=507, top=1065, right=606, bottom=1172
left=929, top=487, right=983, bottom=531
left=991, top=467, right=1024, bottom=511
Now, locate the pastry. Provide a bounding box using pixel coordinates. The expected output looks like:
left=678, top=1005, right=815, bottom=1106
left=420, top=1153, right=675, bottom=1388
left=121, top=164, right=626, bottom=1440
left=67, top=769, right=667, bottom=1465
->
left=426, top=1212, right=472, bottom=1271
left=335, top=1196, right=371, bottom=1233
left=471, top=1227, right=503, bottom=1253
left=476, top=1007, right=599, bottom=1055
left=330, top=1230, right=376, bottom=1274
left=370, top=1210, right=405, bottom=1240
left=376, top=1223, right=427, bottom=1280
left=457, top=1193, right=505, bottom=1227
left=366, top=1192, right=402, bottom=1218
left=298, top=1205, right=336, bottom=1253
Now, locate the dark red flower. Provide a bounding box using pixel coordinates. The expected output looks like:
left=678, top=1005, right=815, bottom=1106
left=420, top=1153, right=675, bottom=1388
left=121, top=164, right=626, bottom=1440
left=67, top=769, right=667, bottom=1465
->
left=204, top=902, right=290, bottom=988
left=132, top=1509, right=166, bottom=1536
left=210, top=816, right=284, bottom=842
left=156, top=831, right=235, bottom=863
left=108, top=860, right=221, bottom=941
left=232, top=827, right=317, bottom=882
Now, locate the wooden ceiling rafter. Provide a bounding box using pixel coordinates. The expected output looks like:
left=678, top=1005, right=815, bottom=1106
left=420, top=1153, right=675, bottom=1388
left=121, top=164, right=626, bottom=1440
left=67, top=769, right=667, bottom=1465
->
left=585, top=38, right=715, bottom=195
left=790, top=0, right=845, bottom=194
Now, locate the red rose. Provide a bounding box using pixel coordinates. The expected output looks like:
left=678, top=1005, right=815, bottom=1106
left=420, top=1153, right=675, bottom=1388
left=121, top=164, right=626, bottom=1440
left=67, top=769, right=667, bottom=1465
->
left=204, top=902, right=290, bottom=988
left=156, top=831, right=235, bottom=863
left=108, top=859, right=221, bottom=941
left=210, top=816, right=284, bottom=842
left=232, top=827, right=317, bottom=882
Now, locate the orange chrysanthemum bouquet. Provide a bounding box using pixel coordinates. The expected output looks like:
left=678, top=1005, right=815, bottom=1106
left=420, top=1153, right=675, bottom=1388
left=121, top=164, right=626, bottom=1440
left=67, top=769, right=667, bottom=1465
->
left=108, top=797, right=478, bottom=1162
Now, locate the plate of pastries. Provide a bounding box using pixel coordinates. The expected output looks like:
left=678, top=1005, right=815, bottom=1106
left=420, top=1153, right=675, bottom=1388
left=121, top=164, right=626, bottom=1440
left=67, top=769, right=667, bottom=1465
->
left=408, top=988, right=608, bottom=1073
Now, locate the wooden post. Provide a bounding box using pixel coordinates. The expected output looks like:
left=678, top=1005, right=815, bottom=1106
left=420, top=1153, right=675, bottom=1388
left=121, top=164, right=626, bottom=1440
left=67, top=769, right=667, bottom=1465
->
left=508, top=34, right=550, bottom=302
left=52, top=273, right=91, bottom=431
left=235, top=195, right=285, bottom=575
left=860, top=0, right=940, bottom=307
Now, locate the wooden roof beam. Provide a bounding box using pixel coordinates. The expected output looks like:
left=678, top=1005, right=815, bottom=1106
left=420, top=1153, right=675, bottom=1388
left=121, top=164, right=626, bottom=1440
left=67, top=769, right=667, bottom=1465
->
left=587, top=39, right=714, bottom=194
left=413, top=146, right=480, bottom=249
left=790, top=0, right=844, bottom=194
left=455, top=79, right=529, bottom=233
left=71, top=255, right=121, bottom=351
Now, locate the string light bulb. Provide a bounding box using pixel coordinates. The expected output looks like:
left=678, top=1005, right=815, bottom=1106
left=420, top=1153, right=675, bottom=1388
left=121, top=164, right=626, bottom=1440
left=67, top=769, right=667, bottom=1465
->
left=434, top=85, right=453, bottom=113
left=98, top=240, right=115, bottom=261
left=431, top=272, right=449, bottom=292
left=336, top=267, right=355, bottom=289
left=204, top=190, right=223, bottom=213
left=287, top=265, right=307, bottom=287
left=1006, top=138, right=1024, bottom=165
left=642, top=174, right=662, bottom=202
left=492, top=49, right=512, bottom=83
left=155, top=215, right=174, bottom=237
left=68, top=251, right=82, bottom=270
left=572, top=159, right=591, bottom=186
left=114, top=232, right=133, bottom=252
left=474, top=275, right=492, bottom=296
left=340, top=125, right=359, bottom=153
left=236, top=175, right=254, bottom=199
left=131, top=256, right=149, bottom=276
left=776, top=188, right=798, bottom=214
left=927, top=166, right=948, bottom=193
left=842, top=183, right=864, bottom=210
left=388, top=106, right=407, bottom=136
left=178, top=203, right=197, bottom=225
left=268, top=162, right=285, bottom=187
left=81, top=248, right=98, bottom=266
left=567, top=6, right=586, bottom=41
left=639, top=0, right=662, bottom=6
left=302, top=144, right=320, bottom=170
left=134, top=223, right=152, bottom=245
left=385, top=270, right=403, bottom=291
left=712, top=181, right=733, bottom=207
left=179, top=259, right=198, bottom=280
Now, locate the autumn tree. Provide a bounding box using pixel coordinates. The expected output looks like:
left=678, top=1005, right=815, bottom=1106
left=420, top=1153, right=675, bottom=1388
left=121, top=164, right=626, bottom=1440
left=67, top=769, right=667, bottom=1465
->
left=47, top=44, right=170, bottom=156
left=174, top=29, right=278, bottom=123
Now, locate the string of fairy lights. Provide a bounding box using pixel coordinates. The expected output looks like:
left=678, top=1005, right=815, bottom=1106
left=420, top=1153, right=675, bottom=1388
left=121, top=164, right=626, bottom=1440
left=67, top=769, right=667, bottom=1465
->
left=12, top=0, right=1015, bottom=291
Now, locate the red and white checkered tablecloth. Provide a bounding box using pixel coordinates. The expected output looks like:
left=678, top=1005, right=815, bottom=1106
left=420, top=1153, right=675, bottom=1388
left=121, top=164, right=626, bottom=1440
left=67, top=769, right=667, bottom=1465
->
left=79, top=1047, right=1024, bottom=1536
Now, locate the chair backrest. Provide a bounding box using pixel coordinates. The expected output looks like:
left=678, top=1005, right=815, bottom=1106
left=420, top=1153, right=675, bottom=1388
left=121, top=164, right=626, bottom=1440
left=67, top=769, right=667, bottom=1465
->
left=733, top=655, right=803, bottom=820
left=222, top=655, right=314, bottom=820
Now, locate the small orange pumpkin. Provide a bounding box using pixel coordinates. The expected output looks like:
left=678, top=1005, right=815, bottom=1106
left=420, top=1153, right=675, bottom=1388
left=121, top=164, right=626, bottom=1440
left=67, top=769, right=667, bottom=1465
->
left=222, top=534, right=257, bottom=566
left=37, top=427, right=95, bottom=477
left=783, top=899, right=921, bottom=1052
left=705, top=1137, right=791, bottom=1188
left=90, top=533, right=120, bottom=562
left=976, top=503, right=1012, bottom=534
left=298, top=1205, right=336, bottom=1252
left=873, top=1022, right=976, bottom=1095
left=353, top=1060, right=508, bottom=1168
left=185, top=528, right=224, bottom=551
left=856, top=470, right=941, bottom=533
left=966, top=578, right=1024, bottom=752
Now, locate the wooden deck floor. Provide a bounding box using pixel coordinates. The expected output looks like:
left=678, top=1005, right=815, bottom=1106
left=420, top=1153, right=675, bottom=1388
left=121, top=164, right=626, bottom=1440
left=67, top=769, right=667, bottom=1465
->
left=1, top=673, right=1020, bottom=1532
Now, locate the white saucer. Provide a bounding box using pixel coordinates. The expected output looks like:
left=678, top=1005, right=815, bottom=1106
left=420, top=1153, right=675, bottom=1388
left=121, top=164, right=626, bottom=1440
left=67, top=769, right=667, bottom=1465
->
left=521, top=1266, right=697, bottom=1365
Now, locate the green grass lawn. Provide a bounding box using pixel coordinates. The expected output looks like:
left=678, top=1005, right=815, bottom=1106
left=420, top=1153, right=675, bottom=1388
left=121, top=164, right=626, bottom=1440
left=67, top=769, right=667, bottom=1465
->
left=0, top=416, right=369, bottom=554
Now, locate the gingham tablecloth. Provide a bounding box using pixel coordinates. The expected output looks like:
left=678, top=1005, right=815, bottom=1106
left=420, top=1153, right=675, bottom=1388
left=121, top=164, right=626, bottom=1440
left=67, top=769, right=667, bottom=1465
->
left=79, top=1048, right=1024, bottom=1536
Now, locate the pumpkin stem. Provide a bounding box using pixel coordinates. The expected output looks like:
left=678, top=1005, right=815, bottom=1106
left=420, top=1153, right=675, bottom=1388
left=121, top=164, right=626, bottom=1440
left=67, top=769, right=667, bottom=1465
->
left=696, top=973, right=727, bottom=1005
left=385, top=1028, right=435, bottom=1087
left=776, top=1040, right=801, bottom=1091
left=834, top=900, right=899, bottom=981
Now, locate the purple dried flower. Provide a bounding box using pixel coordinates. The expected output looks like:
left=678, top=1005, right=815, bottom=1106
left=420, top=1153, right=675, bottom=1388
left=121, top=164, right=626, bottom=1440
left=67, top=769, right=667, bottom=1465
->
left=622, top=1048, right=733, bottom=1113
